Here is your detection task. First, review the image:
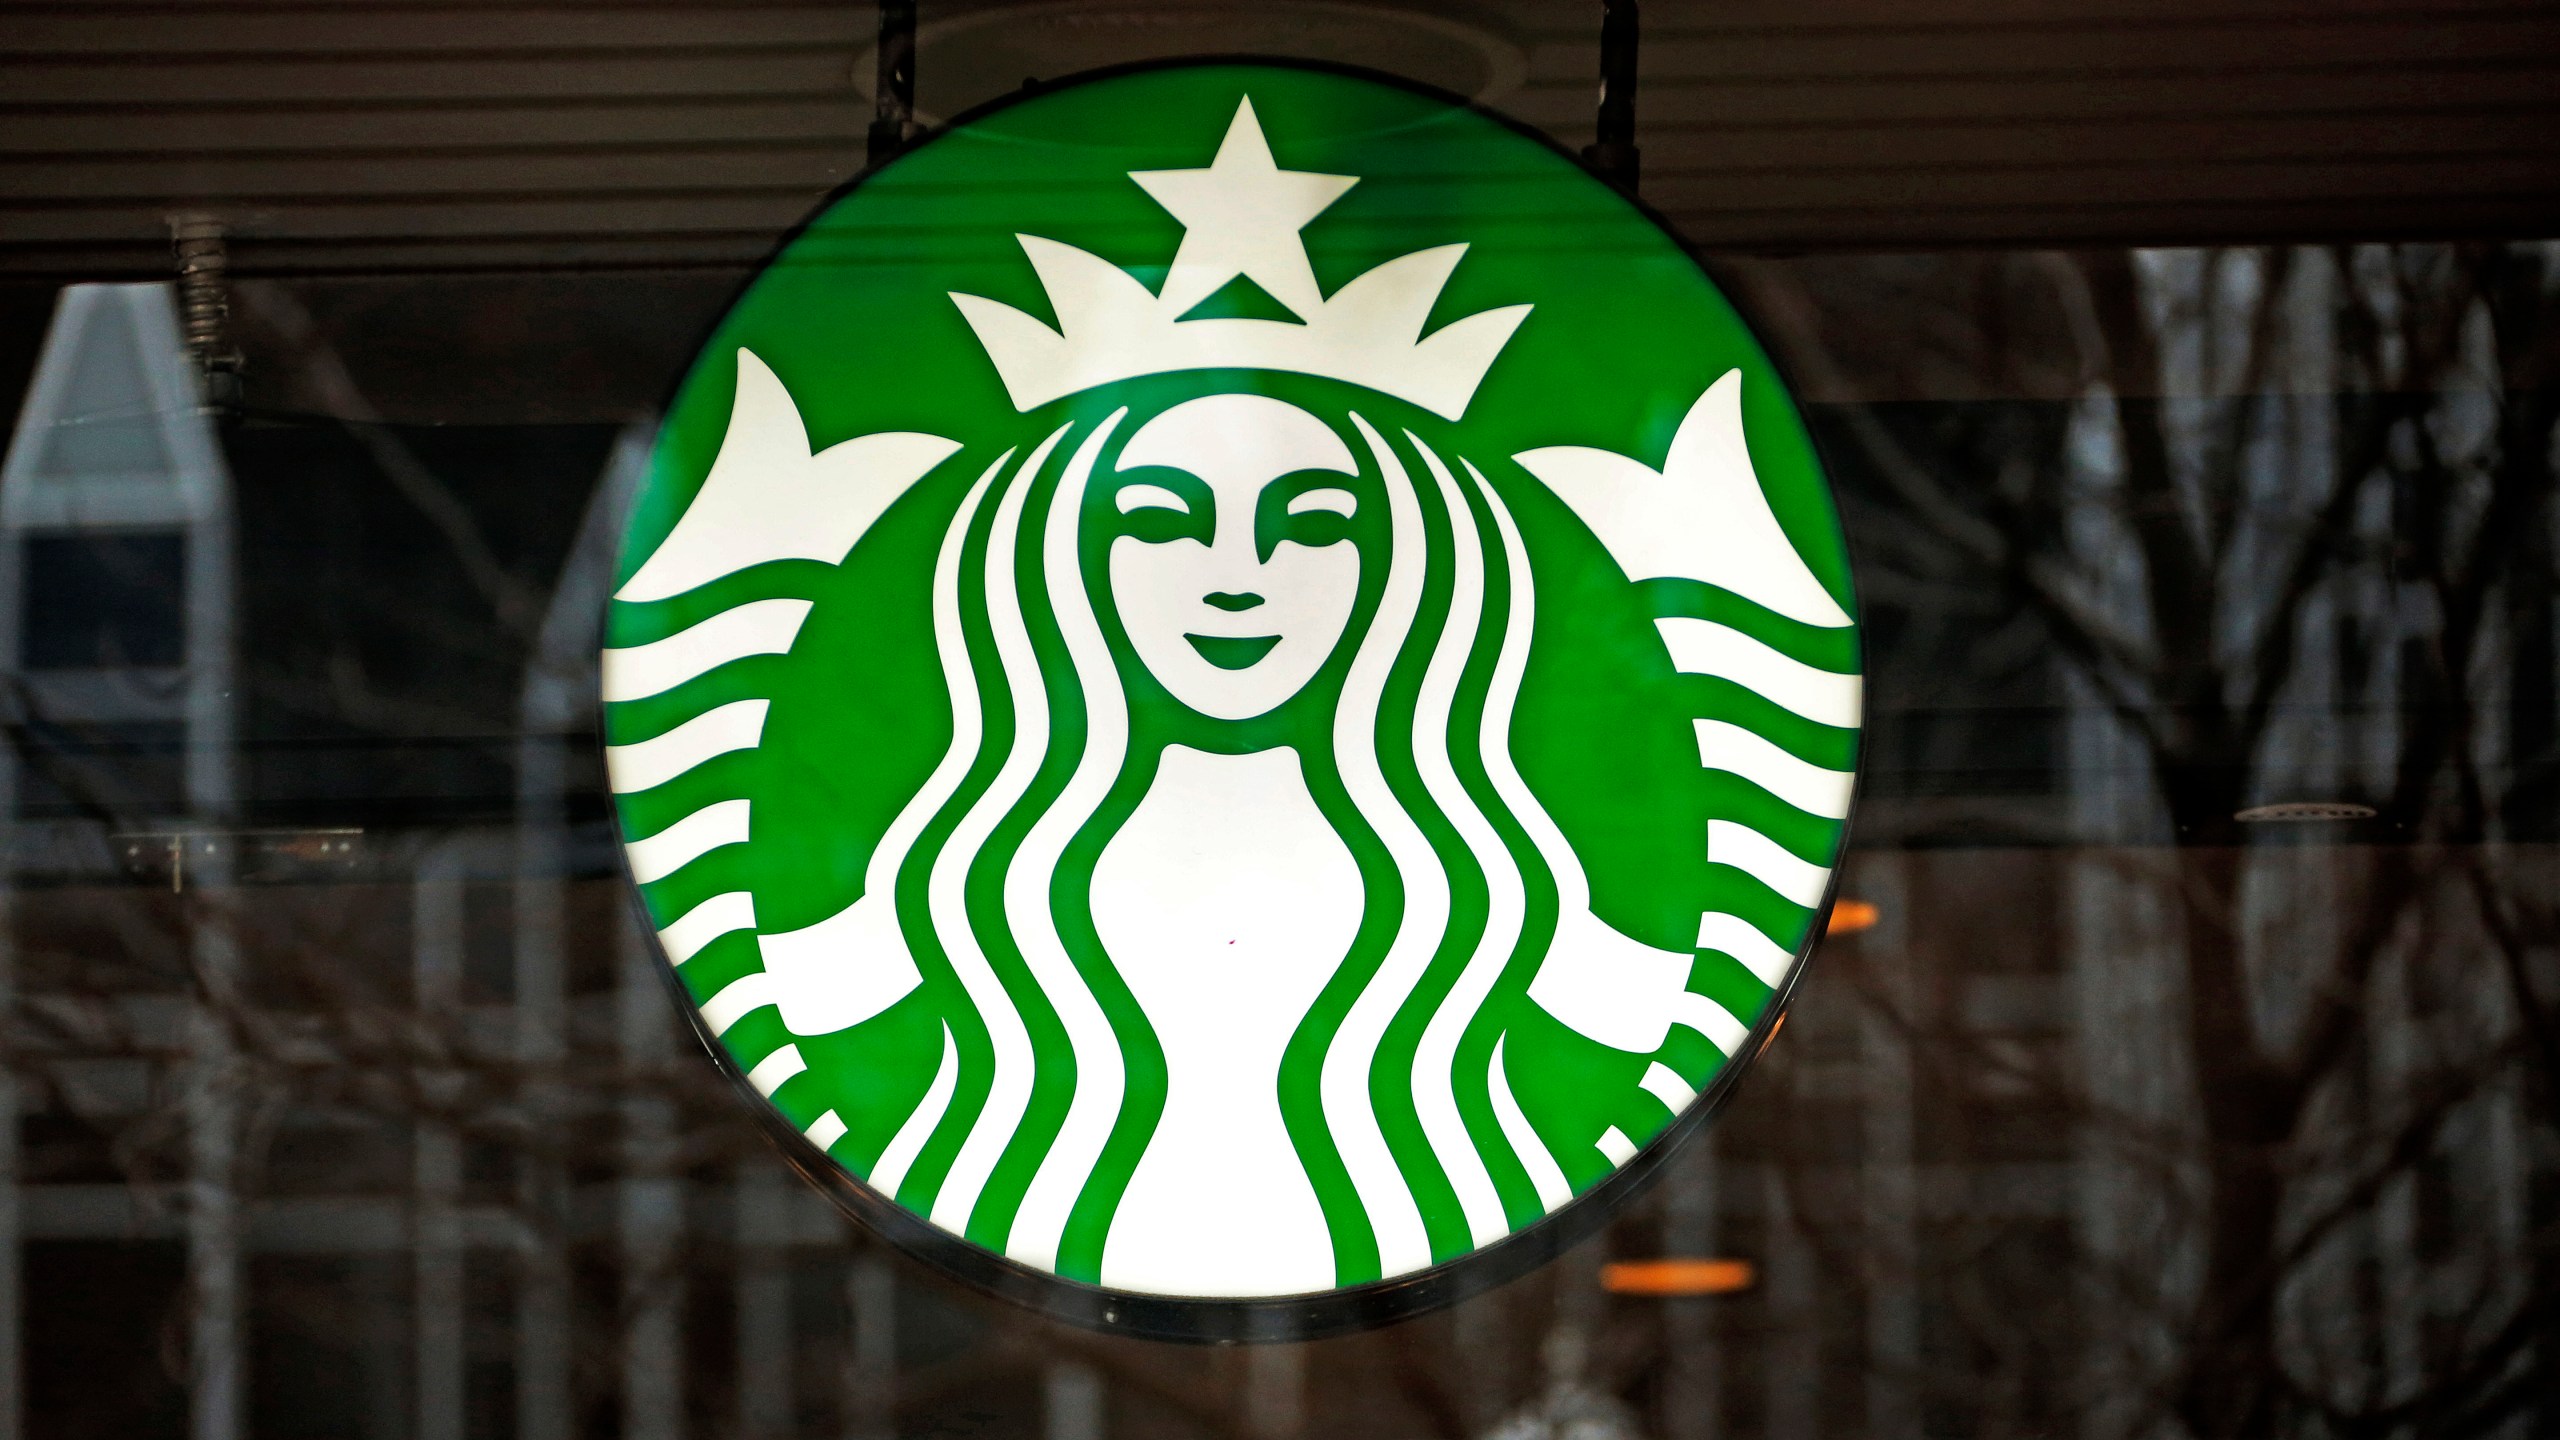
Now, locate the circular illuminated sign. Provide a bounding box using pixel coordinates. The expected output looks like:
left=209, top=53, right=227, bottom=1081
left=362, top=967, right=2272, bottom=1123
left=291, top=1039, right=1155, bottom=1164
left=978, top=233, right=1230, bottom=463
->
left=603, top=61, right=1859, bottom=1338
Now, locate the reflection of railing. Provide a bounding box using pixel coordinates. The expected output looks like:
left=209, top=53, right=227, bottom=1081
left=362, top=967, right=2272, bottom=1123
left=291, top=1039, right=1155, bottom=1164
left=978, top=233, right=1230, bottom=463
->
left=110, top=828, right=363, bottom=892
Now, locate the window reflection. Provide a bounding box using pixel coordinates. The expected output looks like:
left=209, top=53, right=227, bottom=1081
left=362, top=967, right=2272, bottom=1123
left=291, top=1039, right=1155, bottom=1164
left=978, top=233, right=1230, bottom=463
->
left=0, top=239, right=2551, bottom=1436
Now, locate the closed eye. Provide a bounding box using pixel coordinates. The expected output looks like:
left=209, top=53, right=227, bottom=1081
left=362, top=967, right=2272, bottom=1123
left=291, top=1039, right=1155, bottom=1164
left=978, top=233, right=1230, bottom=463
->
left=1287, top=487, right=1357, bottom=518
left=1115, top=483, right=1191, bottom=516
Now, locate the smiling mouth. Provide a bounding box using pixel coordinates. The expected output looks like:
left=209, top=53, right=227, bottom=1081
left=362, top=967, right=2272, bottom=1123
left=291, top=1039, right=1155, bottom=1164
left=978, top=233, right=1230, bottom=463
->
left=1185, top=633, right=1282, bottom=670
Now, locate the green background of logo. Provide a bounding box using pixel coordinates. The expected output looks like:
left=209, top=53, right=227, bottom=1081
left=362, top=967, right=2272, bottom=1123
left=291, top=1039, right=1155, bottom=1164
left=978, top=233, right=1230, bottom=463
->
left=606, top=63, right=1857, bottom=1290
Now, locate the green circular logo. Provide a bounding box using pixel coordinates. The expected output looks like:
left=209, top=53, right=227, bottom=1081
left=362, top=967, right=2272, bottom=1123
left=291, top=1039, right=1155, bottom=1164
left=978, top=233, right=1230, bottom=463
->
left=604, top=62, right=1859, bottom=1328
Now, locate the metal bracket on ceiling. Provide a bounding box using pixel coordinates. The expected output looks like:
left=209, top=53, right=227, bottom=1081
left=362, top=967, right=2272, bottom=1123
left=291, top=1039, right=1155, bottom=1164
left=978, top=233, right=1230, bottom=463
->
left=1582, top=0, right=1640, bottom=194
left=868, top=0, right=919, bottom=167
left=168, top=212, right=244, bottom=414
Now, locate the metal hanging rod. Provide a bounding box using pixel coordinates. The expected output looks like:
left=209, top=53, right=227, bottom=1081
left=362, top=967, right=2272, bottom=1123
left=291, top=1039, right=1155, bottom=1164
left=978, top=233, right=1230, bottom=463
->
left=868, top=0, right=919, bottom=167
left=1584, top=0, right=1640, bottom=194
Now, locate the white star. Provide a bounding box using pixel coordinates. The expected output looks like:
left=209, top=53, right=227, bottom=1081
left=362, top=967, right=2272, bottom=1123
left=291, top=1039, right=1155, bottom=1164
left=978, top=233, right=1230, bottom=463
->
left=1129, top=97, right=1357, bottom=321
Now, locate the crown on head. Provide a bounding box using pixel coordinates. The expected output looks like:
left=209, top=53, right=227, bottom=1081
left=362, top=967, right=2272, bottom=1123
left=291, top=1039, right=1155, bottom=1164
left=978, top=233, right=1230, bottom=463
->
left=950, top=98, right=1531, bottom=422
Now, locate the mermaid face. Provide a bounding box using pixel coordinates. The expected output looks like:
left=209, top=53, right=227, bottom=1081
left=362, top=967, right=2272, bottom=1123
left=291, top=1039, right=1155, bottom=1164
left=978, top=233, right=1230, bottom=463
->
left=1106, top=394, right=1363, bottom=721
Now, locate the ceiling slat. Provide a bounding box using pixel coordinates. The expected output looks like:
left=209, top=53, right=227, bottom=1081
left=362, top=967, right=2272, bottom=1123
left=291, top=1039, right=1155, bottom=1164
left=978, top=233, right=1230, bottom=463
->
left=0, top=51, right=858, bottom=105
left=1502, top=65, right=2560, bottom=131
left=0, top=0, right=2552, bottom=267
left=3, top=5, right=863, bottom=54
left=0, top=101, right=864, bottom=155
left=1530, top=13, right=2560, bottom=82
left=6, top=111, right=2551, bottom=200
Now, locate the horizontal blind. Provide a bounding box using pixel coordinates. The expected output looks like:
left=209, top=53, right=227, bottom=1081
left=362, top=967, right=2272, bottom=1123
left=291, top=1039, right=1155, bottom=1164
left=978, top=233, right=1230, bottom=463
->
left=2, top=0, right=2555, bottom=275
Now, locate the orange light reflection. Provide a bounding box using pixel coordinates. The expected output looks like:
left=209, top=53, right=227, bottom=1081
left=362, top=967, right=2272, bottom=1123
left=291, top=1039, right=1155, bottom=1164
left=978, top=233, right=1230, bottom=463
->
left=1827, top=898, right=1879, bottom=935
left=1601, top=1258, right=1758, bottom=1297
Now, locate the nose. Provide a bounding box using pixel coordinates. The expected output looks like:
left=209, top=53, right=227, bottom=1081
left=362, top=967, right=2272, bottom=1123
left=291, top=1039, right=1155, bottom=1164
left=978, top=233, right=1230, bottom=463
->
left=1204, top=591, right=1264, bottom=612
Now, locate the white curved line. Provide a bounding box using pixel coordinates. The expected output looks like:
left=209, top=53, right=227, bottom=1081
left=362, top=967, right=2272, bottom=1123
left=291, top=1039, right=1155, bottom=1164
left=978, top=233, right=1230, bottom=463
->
left=805, top=1111, right=849, bottom=1153
left=745, top=452, right=1012, bottom=1039
left=864, top=451, right=1015, bottom=900
left=1639, top=1060, right=1696, bottom=1113
left=1696, top=911, right=1793, bottom=987
left=1464, top=463, right=1593, bottom=918
left=1404, top=434, right=1513, bottom=1247
left=1692, top=719, right=1854, bottom=819
left=1706, top=819, right=1832, bottom=908
left=1460, top=463, right=1623, bottom=1219
left=746, top=452, right=1019, bottom=1041
left=606, top=699, right=768, bottom=793
left=1474, top=463, right=1736, bottom=1184
left=1653, top=617, right=1861, bottom=728
left=701, top=971, right=776, bottom=1034
left=626, top=799, right=752, bottom=884
left=602, top=598, right=815, bottom=702
left=869, top=1023, right=958, bottom=1199
left=747, top=1044, right=807, bottom=1097
left=1489, top=1036, right=1569, bottom=1213
left=1321, top=414, right=1440, bottom=1278
left=931, top=425, right=1072, bottom=1237
left=1007, top=410, right=1133, bottom=1272
left=1596, top=1126, right=1637, bottom=1166
left=1669, top=989, right=1751, bottom=1056
left=660, top=891, right=755, bottom=965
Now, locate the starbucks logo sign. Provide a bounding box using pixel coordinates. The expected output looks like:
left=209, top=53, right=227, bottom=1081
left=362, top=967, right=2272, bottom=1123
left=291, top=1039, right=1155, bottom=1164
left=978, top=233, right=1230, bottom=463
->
left=604, top=62, right=1859, bottom=1334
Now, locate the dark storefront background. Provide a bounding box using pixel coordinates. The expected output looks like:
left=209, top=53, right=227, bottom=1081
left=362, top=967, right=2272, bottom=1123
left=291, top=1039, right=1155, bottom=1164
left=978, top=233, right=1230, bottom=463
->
left=1, top=3, right=2556, bottom=1438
